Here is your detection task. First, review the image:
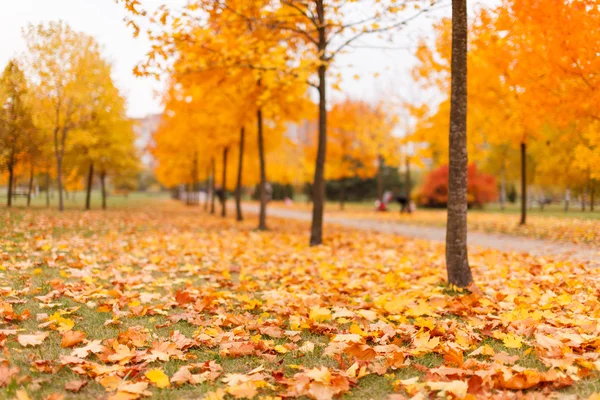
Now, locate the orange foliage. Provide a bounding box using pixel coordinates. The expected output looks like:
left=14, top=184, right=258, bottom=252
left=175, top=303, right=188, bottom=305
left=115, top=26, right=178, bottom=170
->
left=418, top=164, right=498, bottom=208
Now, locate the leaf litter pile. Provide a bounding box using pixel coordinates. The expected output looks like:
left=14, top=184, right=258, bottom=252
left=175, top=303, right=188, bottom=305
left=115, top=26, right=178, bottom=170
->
left=1, top=203, right=600, bottom=399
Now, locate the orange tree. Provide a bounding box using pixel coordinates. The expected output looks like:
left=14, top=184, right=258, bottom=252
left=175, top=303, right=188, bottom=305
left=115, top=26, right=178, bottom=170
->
left=122, top=0, right=438, bottom=244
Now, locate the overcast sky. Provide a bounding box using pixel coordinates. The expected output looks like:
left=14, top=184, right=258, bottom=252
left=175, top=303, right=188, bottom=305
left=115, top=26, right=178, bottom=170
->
left=0, top=0, right=493, bottom=119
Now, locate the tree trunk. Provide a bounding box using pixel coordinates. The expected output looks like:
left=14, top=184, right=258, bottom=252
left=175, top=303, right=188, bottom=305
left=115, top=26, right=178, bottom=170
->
left=85, top=162, right=94, bottom=211
left=406, top=155, right=412, bottom=214
left=27, top=165, right=34, bottom=207
left=340, top=178, right=346, bottom=210
left=221, top=146, right=228, bottom=218
left=591, top=182, right=595, bottom=212
left=520, top=142, right=527, bottom=225
left=539, top=190, right=544, bottom=211
left=581, top=188, right=587, bottom=212
left=46, top=170, right=50, bottom=208
left=57, top=157, right=64, bottom=211
left=257, top=108, right=268, bottom=230
left=499, top=165, right=506, bottom=211
left=204, top=165, right=210, bottom=211
left=445, top=0, right=472, bottom=288
left=564, top=188, right=570, bottom=212
left=210, top=158, right=216, bottom=215
left=193, top=152, right=199, bottom=205
left=309, top=4, right=327, bottom=246
left=236, top=127, right=245, bottom=222
left=100, top=171, right=107, bottom=210
left=7, top=163, right=14, bottom=208
left=377, top=154, right=384, bottom=202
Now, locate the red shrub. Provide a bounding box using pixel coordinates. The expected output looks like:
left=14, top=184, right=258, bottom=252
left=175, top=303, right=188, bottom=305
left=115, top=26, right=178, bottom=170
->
left=417, top=164, right=498, bottom=208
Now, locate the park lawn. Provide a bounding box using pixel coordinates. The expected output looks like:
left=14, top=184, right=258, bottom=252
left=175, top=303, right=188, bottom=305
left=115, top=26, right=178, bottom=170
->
left=1, top=200, right=600, bottom=399
left=268, top=201, right=600, bottom=246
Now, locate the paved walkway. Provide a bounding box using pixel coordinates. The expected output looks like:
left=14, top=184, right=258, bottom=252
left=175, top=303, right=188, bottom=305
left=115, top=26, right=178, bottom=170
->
left=243, top=205, right=600, bottom=265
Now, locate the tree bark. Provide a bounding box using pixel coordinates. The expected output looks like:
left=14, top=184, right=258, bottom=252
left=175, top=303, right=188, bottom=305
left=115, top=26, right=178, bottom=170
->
left=46, top=170, right=50, bottom=208
left=85, top=162, right=94, bottom=211
left=310, top=2, right=328, bottom=246
left=591, top=181, right=595, bottom=212
left=340, top=178, right=346, bottom=210
left=565, top=188, right=570, bottom=212
left=257, top=108, right=268, bottom=230
left=499, top=165, right=506, bottom=211
left=100, top=171, right=107, bottom=210
left=235, top=127, right=245, bottom=222
left=210, top=157, right=216, bottom=215
left=445, top=0, right=472, bottom=288
left=191, top=151, right=199, bottom=205
left=221, top=146, right=228, bottom=218
left=7, top=161, right=14, bottom=208
left=520, top=142, right=527, bottom=225
left=57, top=157, right=64, bottom=211
left=406, top=155, right=412, bottom=214
left=27, top=165, right=34, bottom=207
left=377, top=154, right=384, bottom=202
left=204, top=165, right=210, bottom=211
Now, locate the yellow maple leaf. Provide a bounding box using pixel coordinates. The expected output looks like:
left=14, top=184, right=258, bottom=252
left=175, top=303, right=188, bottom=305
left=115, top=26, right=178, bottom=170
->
left=309, top=306, right=331, bottom=322
left=145, top=369, right=170, bottom=388
left=503, top=334, right=523, bottom=349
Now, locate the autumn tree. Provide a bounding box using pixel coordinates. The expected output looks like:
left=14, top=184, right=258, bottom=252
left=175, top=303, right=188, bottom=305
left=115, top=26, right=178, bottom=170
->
left=24, top=22, right=110, bottom=211
left=0, top=60, right=36, bottom=207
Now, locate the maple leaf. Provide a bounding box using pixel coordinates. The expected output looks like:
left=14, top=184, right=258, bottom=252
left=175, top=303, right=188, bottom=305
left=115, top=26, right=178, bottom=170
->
left=427, top=381, right=468, bottom=398
left=17, top=332, right=49, bottom=347
left=309, top=307, right=331, bottom=322
left=65, top=380, right=88, bottom=392
left=503, top=333, right=524, bottom=349
left=145, top=369, right=171, bottom=388
left=61, top=330, right=86, bottom=348
left=71, top=340, right=104, bottom=358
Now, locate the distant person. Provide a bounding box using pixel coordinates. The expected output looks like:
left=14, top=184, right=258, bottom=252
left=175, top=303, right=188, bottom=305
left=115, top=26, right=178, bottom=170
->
left=396, top=195, right=409, bottom=213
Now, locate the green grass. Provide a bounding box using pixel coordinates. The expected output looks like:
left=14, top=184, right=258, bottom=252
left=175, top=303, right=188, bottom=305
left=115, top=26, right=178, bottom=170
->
left=0, top=190, right=171, bottom=211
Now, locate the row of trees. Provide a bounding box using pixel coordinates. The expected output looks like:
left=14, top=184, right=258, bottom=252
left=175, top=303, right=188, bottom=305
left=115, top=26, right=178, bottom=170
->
left=121, top=0, right=599, bottom=287
left=125, top=0, right=437, bottom=242
left=409, top=0, right=600, bottom=224
left=0, top=22, right=138, bottom=211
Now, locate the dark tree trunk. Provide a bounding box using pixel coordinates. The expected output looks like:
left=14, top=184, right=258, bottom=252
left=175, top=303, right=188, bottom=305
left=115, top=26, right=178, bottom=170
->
left=257, top=108, right=267, bottom=230
left=591, top=182, right=595, bottom=212
left=221, top=146, right=228, bottom=218
left=310, top=3, right=327, bottom=246
left=191, top=151, right=199, bottom=205
left=210, top=158, right=216, bottom=215
left=7, top=162, right=14, bottom=208
left=520, top=142, right=527, bottom=225
left=57, top=157, right=64, bottom=211
left=406, top=155, right=412, bottom=214
left=27, top=165, right=34, bottom=207
left=445, top=0, right=472, bottom=288
left=46, top=170, right=50, bottom=208
left=85, top=162, right=94, bottom=211
left=100, top=171, right=107, bottom=210
left=377, top=154, right=384, bottom=202
left=340, top=178, right=346, bottom=210
left=204, top=165, right=210, bottom=211
left=236, top=127, right=245, bottom=222
left=499, top=165, right=506, bottom=211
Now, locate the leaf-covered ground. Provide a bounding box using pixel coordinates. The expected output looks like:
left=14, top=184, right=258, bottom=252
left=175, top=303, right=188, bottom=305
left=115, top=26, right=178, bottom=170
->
left=1, top=201, right=600, bottom=399
left=269, top=202, right=600, bottom=246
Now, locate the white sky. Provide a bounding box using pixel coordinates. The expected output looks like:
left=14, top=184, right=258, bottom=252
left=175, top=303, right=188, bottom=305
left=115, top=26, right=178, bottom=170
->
left=0, top=0, right=493, bottom=119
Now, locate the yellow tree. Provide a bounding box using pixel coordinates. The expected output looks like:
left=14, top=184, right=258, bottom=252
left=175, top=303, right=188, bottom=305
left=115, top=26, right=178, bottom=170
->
left=0, top=60, right=36, bottom=207
left=24, top=21, right=109, bottom=211
left=123, top=0, right=437, bottom=244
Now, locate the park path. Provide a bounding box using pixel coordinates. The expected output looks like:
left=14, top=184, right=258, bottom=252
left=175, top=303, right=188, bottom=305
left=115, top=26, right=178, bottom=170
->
left=243, top=204, right=600, bottom=265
